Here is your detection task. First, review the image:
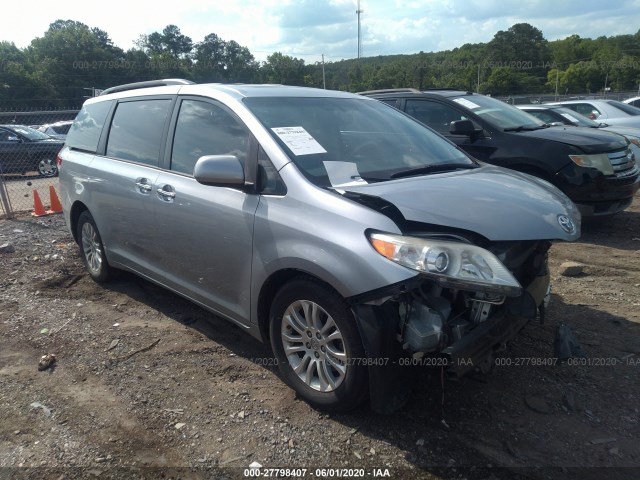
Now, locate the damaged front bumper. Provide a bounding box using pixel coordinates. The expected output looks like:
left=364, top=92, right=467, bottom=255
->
left=350, top=271, right=550, bottom=414
left=443, top=272, right=549, bottom=376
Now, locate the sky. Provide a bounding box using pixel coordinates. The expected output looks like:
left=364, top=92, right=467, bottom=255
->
left=2, top=0, right=640, bottom=63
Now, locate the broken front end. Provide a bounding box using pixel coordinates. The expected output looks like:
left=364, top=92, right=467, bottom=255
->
left=351, top=232, right=552, bottom=413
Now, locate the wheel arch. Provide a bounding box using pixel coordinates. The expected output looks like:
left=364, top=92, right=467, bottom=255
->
left=69, top=201, right=89, bottom=243
left=256, top=269, right=343, bottom=343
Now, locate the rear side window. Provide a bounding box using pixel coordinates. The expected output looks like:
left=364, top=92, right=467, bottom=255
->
left=170, top=99, right=250, bottom=175
left=106, top=99, right=171, bottom=166
left=66, top=100, right=113, bottom=152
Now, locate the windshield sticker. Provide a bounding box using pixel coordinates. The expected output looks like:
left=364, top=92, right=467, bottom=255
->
left=271, top=126, right=327, bottom=156
left=453, top=98, right=481, bottom=109
left=560, top=113, right=580, bottom=123
left=323, top=161, right=369, bottom=188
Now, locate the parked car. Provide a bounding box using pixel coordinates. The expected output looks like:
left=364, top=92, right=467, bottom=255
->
left=37, top=120, right=73, bottom=140
left=59, top=79, right=580, bottom=413
left=623, top=96, right=640, bottom=108
left=546, top=99, right=640, bottom=128
left=0, top=124, right=64, bottom=177
left=517, top=104, right=640, bottom=158
left=359, top=89, right=639, bottom=217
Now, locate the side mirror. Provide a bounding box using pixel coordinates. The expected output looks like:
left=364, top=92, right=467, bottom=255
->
left=194, top=155, right=245, bottom=187
left=7, top=135, right=20, bottom=142
left=449, top=119, right=480, bottom=136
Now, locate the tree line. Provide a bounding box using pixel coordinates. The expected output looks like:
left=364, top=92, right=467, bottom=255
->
left=1, top=20, right=640, bottom=108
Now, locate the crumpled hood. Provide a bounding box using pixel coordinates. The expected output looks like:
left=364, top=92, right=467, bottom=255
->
left=342, top=165, right=581, bottom=241
left=516, top=125, right=627, bottom=154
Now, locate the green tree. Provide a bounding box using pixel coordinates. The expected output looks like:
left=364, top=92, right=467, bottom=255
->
left=262, top=52, right=305, bottom=85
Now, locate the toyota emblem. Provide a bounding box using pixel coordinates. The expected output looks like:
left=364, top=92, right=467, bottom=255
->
left=557, top=215, right=576, bottom=234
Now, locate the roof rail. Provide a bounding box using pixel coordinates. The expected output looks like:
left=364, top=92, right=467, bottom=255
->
left=100, top=79, right=195, bottom=96
left=357, top=88, right=421, bottom=95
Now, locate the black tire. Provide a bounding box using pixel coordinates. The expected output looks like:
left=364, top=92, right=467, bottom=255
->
left=37, top=157, right=58, bottom=177
left=76, top=211, right=116, bottom=282
left=269, top=278, right=368, bottom=412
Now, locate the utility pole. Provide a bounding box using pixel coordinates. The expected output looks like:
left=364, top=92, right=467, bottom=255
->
left=356, top=0, right=363, bottom=59
left=555, top=69, right=559, bottom=101
left=322, top=54, right=326, bottom=89
left=477, top=64, right=480, bottom=93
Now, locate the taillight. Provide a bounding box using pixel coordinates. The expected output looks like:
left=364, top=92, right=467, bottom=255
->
left=56, top=153, right=62, bottom=167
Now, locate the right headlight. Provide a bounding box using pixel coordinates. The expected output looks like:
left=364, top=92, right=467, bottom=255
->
left=368, top=232, right=521, bottom=296
left=568, top=153, right=614, bottom=175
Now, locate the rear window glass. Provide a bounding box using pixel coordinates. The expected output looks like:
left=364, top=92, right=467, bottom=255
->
left=66, top=100, right=113, bottom=152
left=106, top=99, right=171, bottom=166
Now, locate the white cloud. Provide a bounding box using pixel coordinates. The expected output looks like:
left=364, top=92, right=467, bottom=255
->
left=1, top=0, right=639, bottom=63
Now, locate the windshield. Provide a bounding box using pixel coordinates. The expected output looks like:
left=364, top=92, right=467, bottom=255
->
left=10, top=125, right=52, bottom=141
left=606, top=100, right=640, bottom=116
left=451, top=95, right=546, bottom=130
left=244, top=97, right=472, bottom=187
left=553, top=107, right=600, bottom=127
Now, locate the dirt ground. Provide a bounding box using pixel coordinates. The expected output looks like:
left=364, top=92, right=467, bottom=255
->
left=1, top=193, right=639, bottom=480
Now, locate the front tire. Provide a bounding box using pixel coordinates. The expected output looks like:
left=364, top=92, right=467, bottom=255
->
left=76, top=211, right=116, bottom=282
left=269, top=278, right=368, bottom=412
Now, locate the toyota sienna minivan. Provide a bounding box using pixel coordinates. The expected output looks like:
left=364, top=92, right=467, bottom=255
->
left=58, top=80, right=580, bottom=413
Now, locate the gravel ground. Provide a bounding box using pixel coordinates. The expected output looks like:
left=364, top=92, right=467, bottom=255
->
left=1, top=193, right=639, bottom=480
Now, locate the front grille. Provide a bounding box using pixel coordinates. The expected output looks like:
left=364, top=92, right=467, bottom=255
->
left=608, top=148, right=636, bottom=175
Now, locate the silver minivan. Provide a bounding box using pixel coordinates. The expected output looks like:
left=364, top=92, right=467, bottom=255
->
left=58, top=80, right=580, bottom=413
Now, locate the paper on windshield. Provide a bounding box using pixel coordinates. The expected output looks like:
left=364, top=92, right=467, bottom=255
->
left=453, top=98, right=481, bottom=110
left=271, top=126, right=327, bottom=156
left=323, top=161, right=368, bottom=188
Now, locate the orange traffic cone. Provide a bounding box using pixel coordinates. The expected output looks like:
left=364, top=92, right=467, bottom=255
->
left=48, top=185, right=63, bottom=214
left=32, top=190, right=48, bottom=217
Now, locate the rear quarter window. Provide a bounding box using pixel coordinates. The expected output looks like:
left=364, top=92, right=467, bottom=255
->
left=66, top=100, right=113, bottom=152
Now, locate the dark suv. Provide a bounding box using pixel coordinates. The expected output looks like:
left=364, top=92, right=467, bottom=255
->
left=359, top=89, right=640, bottom=217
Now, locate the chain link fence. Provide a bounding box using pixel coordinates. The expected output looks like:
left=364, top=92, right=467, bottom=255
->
left=0, top=108, right=78, bottom=218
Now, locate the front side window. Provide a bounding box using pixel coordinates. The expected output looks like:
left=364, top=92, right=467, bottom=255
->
left=170, top=99, right=250, bottom=175
left=0, top=130, right=16, bottom=141
left=405, top=100, right=467, bottom=133
left=106, top=99, right=171, bottom=166
left=244, top=96, right=472, bottom=187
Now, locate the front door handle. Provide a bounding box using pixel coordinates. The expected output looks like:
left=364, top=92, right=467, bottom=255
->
left=157, top=188, right=175, bottom=199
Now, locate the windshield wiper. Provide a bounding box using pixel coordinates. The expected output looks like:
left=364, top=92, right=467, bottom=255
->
left=503, top=124, right=547, bottom=132
left=390, top=163, right=479, bottom=179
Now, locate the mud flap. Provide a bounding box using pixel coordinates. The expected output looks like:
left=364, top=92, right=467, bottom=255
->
left=352, top=303, right=411, bottom=414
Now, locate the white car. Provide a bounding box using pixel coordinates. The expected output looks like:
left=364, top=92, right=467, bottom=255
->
left=37, top=120, right=73, bottom=140
left=546, top=99, right=640, bottom=128
left=623, top=96, right=640, bottom=108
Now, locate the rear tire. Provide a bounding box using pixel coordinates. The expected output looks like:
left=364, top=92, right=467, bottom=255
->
left=269, top=278, right=368, bottom=412
left=76, top=211, right=116, bottom=282
left=37, top=157, right=58, bottom=177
